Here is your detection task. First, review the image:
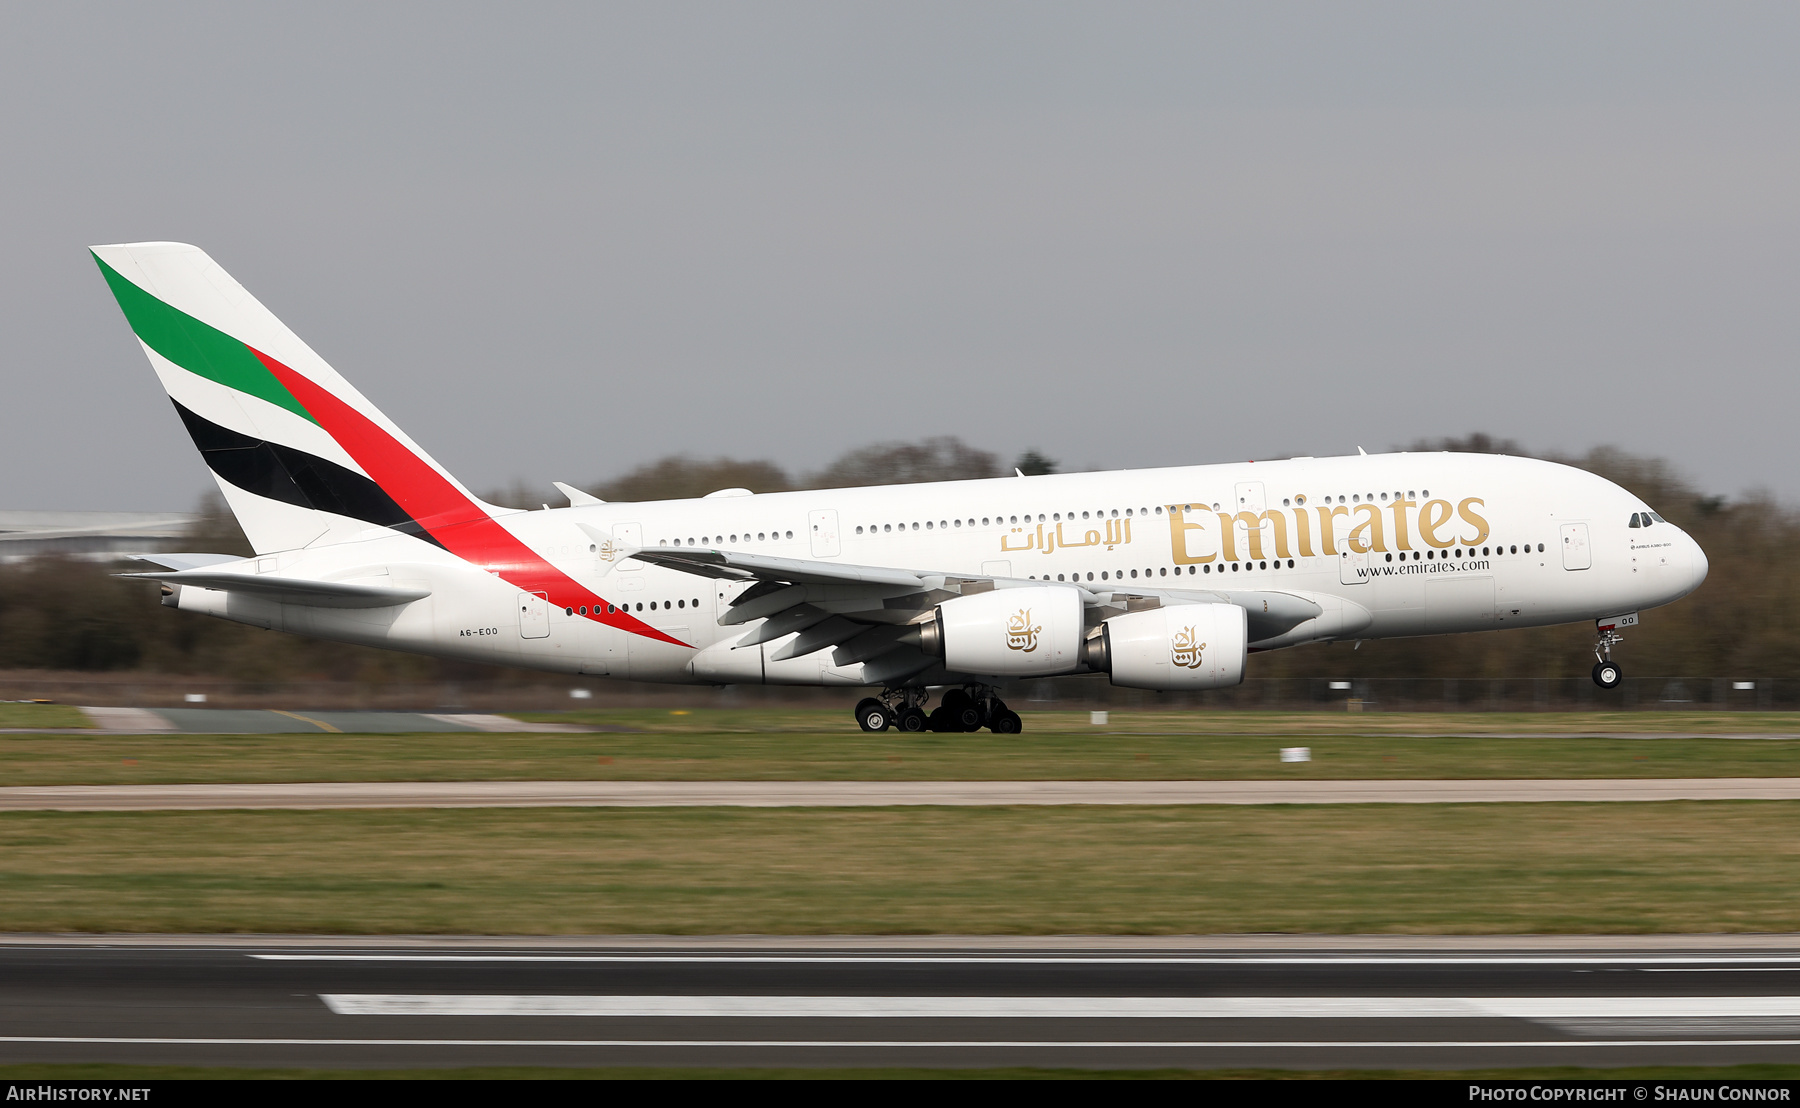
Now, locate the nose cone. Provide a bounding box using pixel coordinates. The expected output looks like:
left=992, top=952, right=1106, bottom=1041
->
left=1682, top=531, right=1710, bottom=598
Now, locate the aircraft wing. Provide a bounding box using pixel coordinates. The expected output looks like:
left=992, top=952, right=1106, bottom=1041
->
left=629, top=545, right=1327, bottom=659
left=118, top=567, right=431, bottom=609
left=627, top=546, right=935, bottom=590
left=1093, top=583, right=1324, bottom=644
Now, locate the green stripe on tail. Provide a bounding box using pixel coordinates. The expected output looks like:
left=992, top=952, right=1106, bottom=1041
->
left=92, top=253, right=316, bottom=425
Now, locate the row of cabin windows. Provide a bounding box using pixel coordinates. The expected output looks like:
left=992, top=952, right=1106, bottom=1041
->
left=649, top=490, right=1484, bottom=547
left=849, top=492, right=1465, bottom=536
left=1017, top=542, right=1546, bottom=583
left=660, top=531, right=791, bottom=547
left=1029, top=563, right=1300, bottom=582
left=856, top=507, right=1159, bottom=536
left=649, top=492, right=1471, bottom=546
left=569, top=599, right=701, bottom=616
left=1279, top=489, right=1432, bottom=508
left=1381, top=543, right=1543, bottom=561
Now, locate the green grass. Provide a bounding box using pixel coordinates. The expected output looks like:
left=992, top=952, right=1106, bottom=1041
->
left=4, top=1063, right=1800, bottom=1079
left=0, top=702, right=89, bottom=729
left=3, top=712, right=1796, bottom=786
left=4, top=802, right=1799, bottom=934
left=524, top=707, right=1800, bottom=735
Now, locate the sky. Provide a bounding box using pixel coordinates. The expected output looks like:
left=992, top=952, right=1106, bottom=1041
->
left=3, top=2, right=1798, bottom=510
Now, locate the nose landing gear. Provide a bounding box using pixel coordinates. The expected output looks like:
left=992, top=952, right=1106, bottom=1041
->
left=1592, top=623, right=1625, bottom=689
left=854, top=686, right=1023, bottom=733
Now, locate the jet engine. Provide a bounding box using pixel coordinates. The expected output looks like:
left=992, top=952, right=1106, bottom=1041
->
left=918, top=586, right=1083, bottom=677
left=1083, top=603, right=1247, bottom=691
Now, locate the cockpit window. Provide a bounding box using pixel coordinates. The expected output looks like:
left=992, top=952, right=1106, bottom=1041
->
left=1650, top=511, right=1667, bottom=523
left=1628, top=513, right=1642, bottom=528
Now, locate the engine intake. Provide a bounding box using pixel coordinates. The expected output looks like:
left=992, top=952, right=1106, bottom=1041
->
left=1087, top=603, right=1247, bottom=691
left=920, top=586, right=1082, bottom=677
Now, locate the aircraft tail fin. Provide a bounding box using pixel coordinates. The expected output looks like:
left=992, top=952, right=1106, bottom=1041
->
left=91, top=242, right=497, bottom=555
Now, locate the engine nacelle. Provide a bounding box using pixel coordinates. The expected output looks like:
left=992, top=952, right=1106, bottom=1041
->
left=920, top=586, right=1083, bottom=677
left=1087, top=603, right=1247, bottom=691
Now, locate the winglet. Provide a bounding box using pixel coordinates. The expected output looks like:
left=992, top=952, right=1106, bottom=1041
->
left=554, top=481, right=604, bottom=506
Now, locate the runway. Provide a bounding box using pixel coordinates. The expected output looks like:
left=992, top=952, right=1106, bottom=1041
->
left=4, top=777, right=1800, bottom=811
left=73, top=707, right=593, bottom=735
left=4, top=939, right=1800, bottom=1069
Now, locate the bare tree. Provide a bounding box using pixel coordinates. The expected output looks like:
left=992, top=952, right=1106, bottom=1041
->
left=804, top=437, right=1000, bottom=490
left=593, top=456, right=791, bottom=502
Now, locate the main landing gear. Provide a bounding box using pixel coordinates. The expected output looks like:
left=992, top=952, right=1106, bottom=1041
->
left=1592, top=625, right=1625, bottom=689
left=855, top=687, right=1022, bottom=734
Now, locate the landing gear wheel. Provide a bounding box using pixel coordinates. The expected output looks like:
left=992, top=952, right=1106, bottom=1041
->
left=897, top=707, right=929, bottom=733
left=1592, top=660, right=1623, bottom=689
left=938, top=689, right=981, bottom=731
left=927, top=706, right=956, bottom=732
left=989, top=710, right=1022, bottom=734
left=855, top=698, right=891, bottom=732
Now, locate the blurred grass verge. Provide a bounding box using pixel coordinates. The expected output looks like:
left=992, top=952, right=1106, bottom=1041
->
left=0, top=703, right=89, bottom=729
left=518, top=708, right=1800, bottom=735
left=2, top=803, right=1798, bottom=934
left=2, top=1064, right=1799, bottom=1080
left=4, top=716, right=1798, bottom=785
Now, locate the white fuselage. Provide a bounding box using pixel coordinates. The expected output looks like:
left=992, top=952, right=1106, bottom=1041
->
left=175, top=451, right=1707, bottom=686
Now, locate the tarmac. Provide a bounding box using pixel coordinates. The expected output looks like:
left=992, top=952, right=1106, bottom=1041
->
left=6, top=937, right=1800, bottom=1070
left=72, top=706, right=594, bottom=734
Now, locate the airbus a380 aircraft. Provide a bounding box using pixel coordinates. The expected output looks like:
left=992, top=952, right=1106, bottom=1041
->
left=93, top=242, right=1708, bottom=733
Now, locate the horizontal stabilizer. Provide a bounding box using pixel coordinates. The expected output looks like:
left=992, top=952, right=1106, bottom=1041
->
left=128, top=553, right=243, bottom=571
left=119, top=568, right=430, bottom=608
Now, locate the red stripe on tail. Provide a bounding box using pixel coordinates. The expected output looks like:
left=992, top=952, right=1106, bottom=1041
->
left=251, top=348, right=688, bottom=648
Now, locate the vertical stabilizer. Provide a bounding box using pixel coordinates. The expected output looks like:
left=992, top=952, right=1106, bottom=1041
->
left=92, top=242, right=492, bottom=554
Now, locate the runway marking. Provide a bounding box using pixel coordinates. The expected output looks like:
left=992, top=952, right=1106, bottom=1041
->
left=1647, top=967, right=1800, bottom=973
left=254, top=954, right=1800, bottom=965
left=4, top=1035, right=1800, bottom=1049
left=269, top=710, right=342, bottom=733
left=319, top=994, right=1800, bottom=1019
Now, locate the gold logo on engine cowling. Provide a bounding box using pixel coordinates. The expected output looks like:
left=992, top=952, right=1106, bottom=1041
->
left=1171, top=626, right=1206, bottom=669
left=1005, top=608, right=1042, bottom=652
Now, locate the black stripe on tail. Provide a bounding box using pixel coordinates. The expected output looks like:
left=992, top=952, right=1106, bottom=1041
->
left=171, top=400, right=445, bottom=547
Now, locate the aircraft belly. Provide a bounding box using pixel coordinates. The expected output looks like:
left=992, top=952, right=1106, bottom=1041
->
left=1370, top=577, right=1427, bottom=636
left=1423, top=575, right=1496, bottom=632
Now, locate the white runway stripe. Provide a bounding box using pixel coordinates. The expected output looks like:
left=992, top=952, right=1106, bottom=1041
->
left=319, top=994, right=1800, bottom=1019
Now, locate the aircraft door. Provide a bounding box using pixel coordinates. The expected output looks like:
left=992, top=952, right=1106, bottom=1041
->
left=613, top=522, right=643, bottom=571
left=518, top=591, right=550, bottom=638
left=1339, top=549, right=1370, bottom=585
left=1234, top=481, right=1266, bottom=514
left=809, top=510, right=841, bottom=558
left=1561, top=523, right=1591, bottom=570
